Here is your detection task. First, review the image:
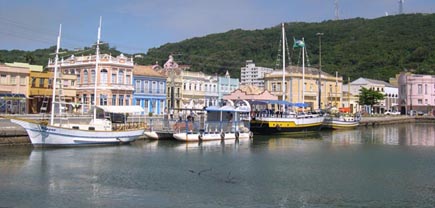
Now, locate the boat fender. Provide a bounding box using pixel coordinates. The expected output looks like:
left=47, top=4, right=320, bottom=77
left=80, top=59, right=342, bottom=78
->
left=276, top=124, right=281, bottom=131
left=235, top=132, right=240, bottom=139
left=220, top=132, right=225, bottom=140
left=198, top=134, right=203, bottom=142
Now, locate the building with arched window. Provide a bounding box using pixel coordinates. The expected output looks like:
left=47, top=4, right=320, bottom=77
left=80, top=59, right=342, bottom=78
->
left=46, top=54, right=134, bottom=114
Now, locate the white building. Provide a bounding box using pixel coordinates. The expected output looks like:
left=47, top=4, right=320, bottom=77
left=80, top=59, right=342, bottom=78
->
left=240, top=60, right=273, bottom=89
left=343, top=77, right=398, bottom=114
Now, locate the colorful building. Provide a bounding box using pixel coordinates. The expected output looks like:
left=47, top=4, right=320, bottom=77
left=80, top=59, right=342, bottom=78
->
left=0, top=64, right=29, bottom=114
left=133, top=65, right=167, bottom=115
left=398, top=73, right=435, bottom=115
left=264, top=66, right=343, bottom=110
left=46, top=54, right=135, bottom=114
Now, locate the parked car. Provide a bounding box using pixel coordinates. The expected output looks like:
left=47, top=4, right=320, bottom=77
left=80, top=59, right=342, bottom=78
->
left=384, top=110, right=400, bottom=115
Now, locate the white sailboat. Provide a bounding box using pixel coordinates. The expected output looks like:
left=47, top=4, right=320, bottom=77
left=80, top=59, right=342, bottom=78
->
left=6, top=19, right=146, bottom=146
left=250, top=23, right=324, bottom=134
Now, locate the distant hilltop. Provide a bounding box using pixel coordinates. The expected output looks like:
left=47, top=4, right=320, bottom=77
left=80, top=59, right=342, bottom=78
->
left=2, top=13, right=435, bottom=82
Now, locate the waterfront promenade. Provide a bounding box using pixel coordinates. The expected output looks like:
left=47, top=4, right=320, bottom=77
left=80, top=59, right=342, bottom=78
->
left=1, top=115, right=435, bottom=146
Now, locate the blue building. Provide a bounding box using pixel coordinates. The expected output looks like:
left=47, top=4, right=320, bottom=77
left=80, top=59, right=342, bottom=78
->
left=133, top=65, right=167, bottom=115
left=218, top=71, right=239, bottom=101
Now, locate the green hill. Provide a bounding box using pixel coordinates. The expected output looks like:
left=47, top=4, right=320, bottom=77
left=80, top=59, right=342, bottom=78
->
left=135, top=13, right=435, bottom=81
left=2, top=13, right=435, bottom=82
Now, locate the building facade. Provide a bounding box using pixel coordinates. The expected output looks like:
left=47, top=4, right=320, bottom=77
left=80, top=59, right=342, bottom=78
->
left=345, top=77, right=398, bottom=114
left=0, top=64, right=29, bottom=114
left=133, top=65, right=167, bottom=115
left=218, top=71, right=239, bottom=102
left=398, top=73, right=435, bottom=115
left=240, top=60, right=273, bottom=89
left=47, top=54, right=135, bottom=114
left=264, top=66, right=343, bottom=110
left=28, top=71, right=76, bottom=114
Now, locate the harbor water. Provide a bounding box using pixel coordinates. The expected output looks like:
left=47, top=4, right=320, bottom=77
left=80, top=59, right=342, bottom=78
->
left=1, top=123, right=435, bottom=207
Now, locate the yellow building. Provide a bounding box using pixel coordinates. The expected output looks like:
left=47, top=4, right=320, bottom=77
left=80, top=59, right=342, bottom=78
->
left=264, top=66, right=343, bottom=110
left=28, top=71, right=77, bottom=114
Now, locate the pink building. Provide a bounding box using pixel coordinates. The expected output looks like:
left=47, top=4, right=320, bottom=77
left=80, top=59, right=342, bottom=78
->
left=46, top=54, right=134, bottom=113
left=398, top=72, right=435, bottom=115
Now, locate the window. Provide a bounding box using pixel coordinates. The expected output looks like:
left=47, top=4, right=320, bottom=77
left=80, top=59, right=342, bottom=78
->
left=91, top=94, right=95, bottom=105
left=48, top=79, right=53, bottom=89
left=418, top=84, right=423, bottom=94
left=112, top=95, right=116, bottom=105
left=135, top=99, right=141, bottom=106
left=100, top=94, right=107, bottom=106
left=10, top=75, right=16, bottom=84
left=425, top=84, right=427, bottom=95
left=83, top=70, right=88, bottom=83
left=135, top=80, right=141, bottom=92
left=112, top=73, right=116, bottom=84
left=76, top=73, right=81, bottom=84
left=418, top=99, right=423, bottom=104
left=20, top=76, right=26, bottom=85
left=39, top=78, right=44, bottom=88
left=83, top=94, right=88, bottom=104
left=160, top=82, right=164, bottom=93
left=101, top=69, right=108, bottom=84
left=126, top=75, right=131, bottom=85
left=91, top=70, right=95, bottom=84
left=118, top=70, right=124, bottom=84
left=0, top=74, right=6, bottom=84
left=152, top=81, right=156, bottom=93
left=118, top=95, right=124, bottom=105
left=31, top=78, right=36, bottom=87
left=126, top=95, right=130, bottom=105
left=144, top=81, right=149, bottom=92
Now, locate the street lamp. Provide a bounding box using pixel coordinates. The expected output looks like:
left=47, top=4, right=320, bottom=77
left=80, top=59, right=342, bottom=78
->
left=316, top=32, right=324, bottom=110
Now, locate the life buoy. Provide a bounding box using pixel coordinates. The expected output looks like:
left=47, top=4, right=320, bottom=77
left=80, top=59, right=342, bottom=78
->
left=220, top=132, right=225, bottom=140
left=235, top=132, right=240, bottom=139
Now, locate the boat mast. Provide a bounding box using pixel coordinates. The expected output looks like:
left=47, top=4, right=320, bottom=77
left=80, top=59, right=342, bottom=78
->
left=302, top=37, right=305, bottom=106
left=50, top=24, right=62, bottom=125
left=281, top=23, right=286, bottom=101
left=93, top=17, right=102, bottom=122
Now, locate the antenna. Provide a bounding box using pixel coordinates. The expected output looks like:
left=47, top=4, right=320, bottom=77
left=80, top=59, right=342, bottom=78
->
left=399, top=0, right=404, bottom=14
left=334, top=0, right=340, bottom=20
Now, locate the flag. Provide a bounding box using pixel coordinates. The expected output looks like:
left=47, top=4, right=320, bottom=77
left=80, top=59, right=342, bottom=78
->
left=293, top=38, right=305, bottom=48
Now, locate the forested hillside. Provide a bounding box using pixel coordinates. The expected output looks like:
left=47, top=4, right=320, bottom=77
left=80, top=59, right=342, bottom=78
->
left=2, top=13, right=435, bottom=82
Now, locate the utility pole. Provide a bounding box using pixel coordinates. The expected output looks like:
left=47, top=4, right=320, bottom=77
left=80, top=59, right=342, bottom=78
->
left=316, top=32, right=324, bottom=110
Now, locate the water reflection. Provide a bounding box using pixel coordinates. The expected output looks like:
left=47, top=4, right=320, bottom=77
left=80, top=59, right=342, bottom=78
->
left=319, top=123, right=435, bottom=146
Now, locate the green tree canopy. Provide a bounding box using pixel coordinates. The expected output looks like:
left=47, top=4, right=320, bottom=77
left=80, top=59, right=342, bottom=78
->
left=357, top=87, right=385, bottom=107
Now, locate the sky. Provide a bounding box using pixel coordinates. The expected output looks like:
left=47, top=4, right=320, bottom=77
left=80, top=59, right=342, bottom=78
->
left=1, top=0, right=434, bottom=54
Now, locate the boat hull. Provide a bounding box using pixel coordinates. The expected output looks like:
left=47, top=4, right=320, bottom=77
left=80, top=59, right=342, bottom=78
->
left=144, top=131, right=174, bottom=140
left=250, top=116, right=324, bottom=134
left=173, top=131, right=252, bottom=142
left=322, top=120, right=359, bottom=130
left=11, top=119, right=144, bottom=146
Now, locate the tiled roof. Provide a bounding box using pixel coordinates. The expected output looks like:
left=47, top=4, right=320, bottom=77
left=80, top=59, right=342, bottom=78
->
left=133, top=65, right=166, bottom=78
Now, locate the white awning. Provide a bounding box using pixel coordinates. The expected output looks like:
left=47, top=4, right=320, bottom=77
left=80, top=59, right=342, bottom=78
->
left=96, top=105, right=144, bottom=113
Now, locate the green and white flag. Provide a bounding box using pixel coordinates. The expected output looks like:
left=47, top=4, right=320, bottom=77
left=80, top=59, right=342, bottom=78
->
left=293, top=38, right=305, bottom=48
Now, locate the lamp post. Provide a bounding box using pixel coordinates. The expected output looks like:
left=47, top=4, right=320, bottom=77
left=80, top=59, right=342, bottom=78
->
left=316, top=32, right=324, bottom=110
